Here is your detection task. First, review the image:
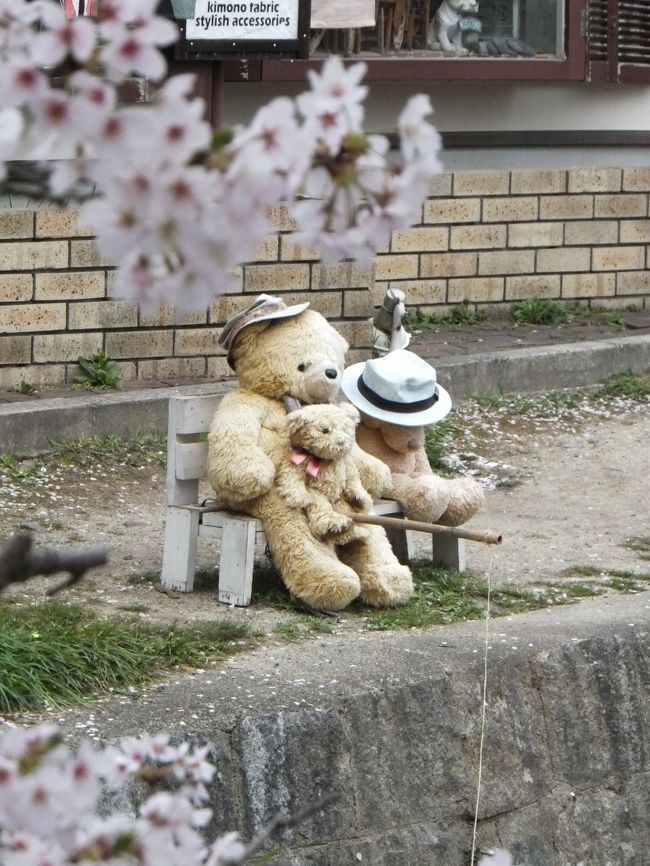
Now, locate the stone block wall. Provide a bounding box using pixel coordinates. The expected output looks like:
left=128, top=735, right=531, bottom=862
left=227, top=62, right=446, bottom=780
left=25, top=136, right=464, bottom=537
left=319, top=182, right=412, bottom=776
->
left=1, top=166, right=649, bottom=389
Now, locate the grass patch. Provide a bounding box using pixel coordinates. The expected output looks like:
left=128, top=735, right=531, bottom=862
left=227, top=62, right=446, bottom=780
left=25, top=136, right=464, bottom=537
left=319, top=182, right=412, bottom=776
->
left=424, top=417, right=464, bottom=473
left=471, top=389, right=585, bottom=420
left=273, top=619, right=334, bottom=640
left=0, top=454, right=43, bottom=484
left=560, top=564, right=604, bottom=578
left=606, top=577, right=639, bottom=593
left=622, top=535, right=650, bottom=561
left=50, top=432, right=167, bottom=468
left=0, top=602, right=256, bottom=714
left=2, top=434, right=168, bottom=485
left=544, top=582, right=603, bottom=600
left=560, top=563, right=650, bottom=590
left=360, top=561, right=546, bottom=631
left=599, top=371, right=650, bottom=401
left=407, top=303, right=486, bottom=330
left=569, top=302, right=626, bottom=329
left=17, top=381, right=37, bottom=395
left=509, top=391, right=583, bottom=417
left=511, top=298, right=569, bottom=325
left=127, top=570, right=160, bottom=585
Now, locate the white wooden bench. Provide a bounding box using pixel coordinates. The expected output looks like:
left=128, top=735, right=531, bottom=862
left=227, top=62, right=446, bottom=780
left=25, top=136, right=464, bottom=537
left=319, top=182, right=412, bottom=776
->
left=160, top=394, right=465, bottom=606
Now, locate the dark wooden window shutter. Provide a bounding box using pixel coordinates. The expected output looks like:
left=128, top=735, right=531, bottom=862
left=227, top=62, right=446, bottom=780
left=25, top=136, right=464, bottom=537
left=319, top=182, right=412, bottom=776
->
left=587, top=0, right=650, bottom=81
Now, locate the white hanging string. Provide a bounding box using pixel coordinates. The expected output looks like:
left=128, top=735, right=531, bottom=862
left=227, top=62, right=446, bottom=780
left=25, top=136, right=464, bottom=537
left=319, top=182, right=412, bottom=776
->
left=469, top=550, right=495, bottom=866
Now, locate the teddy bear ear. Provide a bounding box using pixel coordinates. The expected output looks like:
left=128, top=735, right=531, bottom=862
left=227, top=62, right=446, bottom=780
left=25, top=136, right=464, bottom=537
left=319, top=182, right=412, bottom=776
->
left=342, top=403, right=360, bottom=423
left=336, top=332, right=350, bottom=354
left=286, top=411, right=306, bottom=433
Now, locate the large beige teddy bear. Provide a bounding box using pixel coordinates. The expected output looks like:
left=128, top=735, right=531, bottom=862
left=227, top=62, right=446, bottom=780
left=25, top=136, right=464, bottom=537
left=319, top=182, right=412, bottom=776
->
left=277, top=402, right=372, bottom=546
left=207, top=295, right=413, bottom=612
left=342, top=349, right=484, bottom=527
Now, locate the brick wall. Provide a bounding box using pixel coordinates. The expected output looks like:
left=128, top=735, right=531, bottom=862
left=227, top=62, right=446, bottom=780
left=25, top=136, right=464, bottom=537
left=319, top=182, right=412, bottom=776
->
left=1, top=166, right=649, bottom=389
left=372, top=166, right=650, bottom=316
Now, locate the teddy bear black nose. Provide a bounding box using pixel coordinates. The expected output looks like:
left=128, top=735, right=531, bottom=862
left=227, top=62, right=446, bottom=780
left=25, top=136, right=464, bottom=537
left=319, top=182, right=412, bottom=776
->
left=325, top=368, right=338, bottom=380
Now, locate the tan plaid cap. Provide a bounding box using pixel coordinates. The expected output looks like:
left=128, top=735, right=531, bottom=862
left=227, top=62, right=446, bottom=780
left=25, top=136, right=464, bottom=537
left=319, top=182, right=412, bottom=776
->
left=219, top=294, right=310, bottom=369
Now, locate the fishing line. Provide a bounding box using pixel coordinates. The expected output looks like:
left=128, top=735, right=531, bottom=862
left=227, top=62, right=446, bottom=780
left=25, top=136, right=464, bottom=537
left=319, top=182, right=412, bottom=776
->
left=470, top=549, right=495, bottom=866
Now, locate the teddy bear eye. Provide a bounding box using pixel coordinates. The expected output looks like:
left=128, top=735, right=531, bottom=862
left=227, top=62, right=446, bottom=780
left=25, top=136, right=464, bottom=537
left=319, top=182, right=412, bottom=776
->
left=321, top=427, right=330, bottom=434
left=297, top=362, right=306, bottom=372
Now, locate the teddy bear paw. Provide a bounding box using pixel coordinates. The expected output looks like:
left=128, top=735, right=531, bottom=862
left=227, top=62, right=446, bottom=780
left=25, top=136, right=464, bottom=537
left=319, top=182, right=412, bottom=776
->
left=309, top=511, right=354, bottom=540
left=437, top=477, right=485, bottom=526
left=333, top=524, right=370, bottom=546
left=348, top=492, right=374, bottom=510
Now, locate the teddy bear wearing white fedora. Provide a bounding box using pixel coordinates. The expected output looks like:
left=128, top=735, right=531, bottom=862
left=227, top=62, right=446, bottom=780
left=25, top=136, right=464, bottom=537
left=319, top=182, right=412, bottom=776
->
left=342, top=349, right=484, bottom=527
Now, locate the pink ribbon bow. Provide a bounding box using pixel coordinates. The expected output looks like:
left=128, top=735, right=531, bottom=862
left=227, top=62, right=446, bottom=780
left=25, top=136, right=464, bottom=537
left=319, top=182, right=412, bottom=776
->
left=290, top=449, right=321, bottom=477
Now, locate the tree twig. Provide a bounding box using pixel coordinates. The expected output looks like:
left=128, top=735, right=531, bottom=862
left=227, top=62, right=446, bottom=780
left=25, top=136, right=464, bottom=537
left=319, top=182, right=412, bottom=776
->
left=232, top=791, right=339, bottom=864
left=0, top=534, right=107, bottom=595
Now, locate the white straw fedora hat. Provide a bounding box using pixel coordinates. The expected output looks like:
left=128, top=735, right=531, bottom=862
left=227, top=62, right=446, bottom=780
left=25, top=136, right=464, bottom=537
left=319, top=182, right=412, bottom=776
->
left=341, top=349, right=451, bottom=427
left=219, top=293, right=310, bottom=368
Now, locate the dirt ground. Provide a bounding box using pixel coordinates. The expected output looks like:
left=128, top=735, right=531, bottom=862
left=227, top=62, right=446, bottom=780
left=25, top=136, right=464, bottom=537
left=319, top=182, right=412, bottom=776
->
left=2, top=392, right=649, bottom=631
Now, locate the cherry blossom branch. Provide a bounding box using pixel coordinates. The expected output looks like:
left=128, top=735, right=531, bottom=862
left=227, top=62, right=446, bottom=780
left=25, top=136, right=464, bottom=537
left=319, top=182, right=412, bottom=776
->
left=0, top=1, right=443, bottom=313
left=0, top=533, right=107, bottom=595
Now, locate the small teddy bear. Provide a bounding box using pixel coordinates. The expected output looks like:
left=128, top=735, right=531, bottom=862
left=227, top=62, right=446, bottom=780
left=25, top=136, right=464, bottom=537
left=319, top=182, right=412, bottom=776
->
left=277, top=403, right=373, bottom=546
left=342, top=348, right=484, bottom=527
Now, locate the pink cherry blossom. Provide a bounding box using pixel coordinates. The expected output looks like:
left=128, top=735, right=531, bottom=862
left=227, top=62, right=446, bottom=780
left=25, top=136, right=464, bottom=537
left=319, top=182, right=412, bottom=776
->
left=0, top=4, right=443, bottom=312
left=205, top=831, right=247, bottom=866
left=0, top=62, right=49, bottom=110
left=398, top=93, right=443, bottom=169
left=30, top=4, right=96, bottom=67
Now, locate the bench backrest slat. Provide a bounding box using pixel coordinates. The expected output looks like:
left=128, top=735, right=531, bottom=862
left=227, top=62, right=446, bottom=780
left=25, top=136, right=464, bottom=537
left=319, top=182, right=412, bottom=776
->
left=167, top=395, right=222, bottom=506
left=173, top=395, right=221, bottom=435
left=176, top=441, right=208, bottom=481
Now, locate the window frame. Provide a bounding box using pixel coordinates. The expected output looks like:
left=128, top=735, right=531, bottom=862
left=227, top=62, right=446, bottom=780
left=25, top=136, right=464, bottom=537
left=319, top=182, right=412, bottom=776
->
left=219, top=0, right=587, bottom=82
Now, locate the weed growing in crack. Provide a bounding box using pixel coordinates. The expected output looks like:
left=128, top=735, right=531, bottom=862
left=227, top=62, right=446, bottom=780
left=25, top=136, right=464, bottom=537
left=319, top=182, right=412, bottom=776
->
left=73, top=350, right=122, bottom=390
left=511, top=297, right=569, bottom=325
left=407, top=302, right=486, bottom=330
left=599, top=371, right=650, bottom=401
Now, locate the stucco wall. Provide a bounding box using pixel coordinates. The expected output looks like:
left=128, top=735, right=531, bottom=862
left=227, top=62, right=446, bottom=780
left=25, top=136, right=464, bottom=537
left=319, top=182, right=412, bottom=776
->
left=222, top=80, right=650, bottom=136
left=1, top=165, right=649, bottom=389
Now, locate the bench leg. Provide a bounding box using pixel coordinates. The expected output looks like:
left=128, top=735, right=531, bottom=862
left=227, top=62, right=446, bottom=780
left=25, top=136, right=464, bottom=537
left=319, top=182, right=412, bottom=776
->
left=384, top=526, right=415, bottom=564
left=161, top=506, right=200, bottom=592
left=432, top=536, right=466, bottom=572
left=218, top=515, right=257, bottom=606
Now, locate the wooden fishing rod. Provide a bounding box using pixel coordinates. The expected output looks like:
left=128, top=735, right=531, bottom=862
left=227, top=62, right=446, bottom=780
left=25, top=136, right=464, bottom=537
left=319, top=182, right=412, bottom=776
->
left=351, top=513, right=502, bottom=546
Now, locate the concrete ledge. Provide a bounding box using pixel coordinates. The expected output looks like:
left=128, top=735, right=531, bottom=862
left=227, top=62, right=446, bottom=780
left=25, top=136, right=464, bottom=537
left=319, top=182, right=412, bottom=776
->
left=1, top=335, right=649, bottom=455
left=52, top=592, right=650, bottom=865
left=435, top=333, right=650, bottom=399
left=0, top=382, right=231, bottom=456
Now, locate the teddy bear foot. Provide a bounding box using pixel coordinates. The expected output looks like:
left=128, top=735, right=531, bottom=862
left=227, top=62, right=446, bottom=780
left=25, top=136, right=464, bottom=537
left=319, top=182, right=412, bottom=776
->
left=359, top=564, right=414, bottom=608
left=285, top=566, right=362, bottom=612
